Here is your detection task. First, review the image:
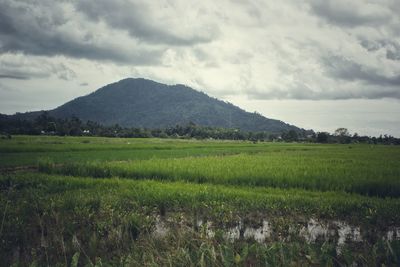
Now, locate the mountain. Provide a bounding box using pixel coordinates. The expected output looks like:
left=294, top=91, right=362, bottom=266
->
left=11, top=78, right=304, bottom=133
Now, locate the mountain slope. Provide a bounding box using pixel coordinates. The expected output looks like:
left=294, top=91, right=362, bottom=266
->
left=35, top=78, right=303, bottom=133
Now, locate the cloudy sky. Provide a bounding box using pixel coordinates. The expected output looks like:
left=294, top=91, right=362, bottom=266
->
left=1, top=0, right=400, bottom=136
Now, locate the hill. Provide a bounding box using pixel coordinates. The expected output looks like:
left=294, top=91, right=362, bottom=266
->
left=9, top=78, right=304, bottom=133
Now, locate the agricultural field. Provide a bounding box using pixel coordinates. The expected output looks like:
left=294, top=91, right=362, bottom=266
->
left=1, top=135, right=400, bottom=266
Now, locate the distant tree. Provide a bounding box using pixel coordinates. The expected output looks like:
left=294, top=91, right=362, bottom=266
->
left=334, top=128, right=351, bottom=144
left=334, top=128, right=350, bottom=137
left=316, top=132, right=329, bottom=143
left=282, top=130, right=298, bottom=142
left=352, top=133, right=359, bottom=143
left=68, top=116, right=83, bottom=135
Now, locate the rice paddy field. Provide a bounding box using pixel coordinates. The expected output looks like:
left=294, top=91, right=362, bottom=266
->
left=1, top=135, right=400, bottom=266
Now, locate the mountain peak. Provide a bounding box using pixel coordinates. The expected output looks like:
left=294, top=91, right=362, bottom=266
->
left=35, top=78, right=304, bottom=133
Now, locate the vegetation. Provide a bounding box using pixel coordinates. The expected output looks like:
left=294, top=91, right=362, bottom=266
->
left=38, top=145, right=400, bottom=197
left=2, top=111, right=399, bottom=144
left=0, top=136, right=279, bottom=167
left=1, top=135, right=399, bottom=266
left=2, top=173, right=400, bottom=266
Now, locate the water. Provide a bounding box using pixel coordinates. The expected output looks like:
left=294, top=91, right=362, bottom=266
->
left=153, top=216, right=169, bottom=238
left=243, top=220, right=271, bottom=243
left=153, top=215, right=400, bottom=250
left=385, top=227, right=400, bottom=241
left=300, top=218, right=333, bottom=243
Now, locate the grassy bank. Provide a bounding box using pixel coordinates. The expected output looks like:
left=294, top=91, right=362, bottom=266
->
left=1, top=173, right=399, bottom=266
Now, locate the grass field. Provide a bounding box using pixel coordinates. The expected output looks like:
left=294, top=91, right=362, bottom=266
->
left=0, top=136, right=276, bottom=167
left=1, top=135, right=400, bottom=266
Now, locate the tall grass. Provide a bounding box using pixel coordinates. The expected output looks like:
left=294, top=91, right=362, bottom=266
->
left=39, top=146, right=400, bottom=197
left=3, top=136, right=400, bottom=265
left=7, top=172, right=398, bottom=222
left=1, top=173, right=399, bottom=266
left=1, top=135, right=281, bottom=167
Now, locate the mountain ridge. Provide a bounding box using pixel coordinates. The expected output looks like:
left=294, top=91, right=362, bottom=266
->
left=6, top=78, right=306, bottom=134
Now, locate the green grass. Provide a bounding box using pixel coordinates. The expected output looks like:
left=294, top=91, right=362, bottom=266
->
left=39, top=144, right=400, bottom=197
left=3, top=172, right=399, bottom=222
left=1, top=172, right=399, bottom=266
left=1, top=135, right=400, bottom=266
left=0, top=135, right=277, bottom=167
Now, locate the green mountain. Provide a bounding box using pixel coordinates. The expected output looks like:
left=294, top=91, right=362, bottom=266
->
left=15, top=78, right=304, bottom=133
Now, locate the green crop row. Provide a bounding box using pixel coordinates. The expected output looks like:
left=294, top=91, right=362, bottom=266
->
left=38, top=145, right=400, bottom=197
left=2, top=172, right=399, bottom=223
left=0, top=135, right=286, bottom=167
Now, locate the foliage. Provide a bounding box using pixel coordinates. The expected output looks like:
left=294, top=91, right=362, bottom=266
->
left=2, top=113, right=399, bottom=144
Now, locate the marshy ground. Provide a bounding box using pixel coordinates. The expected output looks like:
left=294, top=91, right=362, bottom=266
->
left=1, top=136, right=399, bottom=266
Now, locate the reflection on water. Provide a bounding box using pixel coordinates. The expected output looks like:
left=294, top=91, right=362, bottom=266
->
left=153, top=215, right=400, bottom=251
left=153, top=216, right=169, bottom=238
left=244, top=220, right=271, bottom=243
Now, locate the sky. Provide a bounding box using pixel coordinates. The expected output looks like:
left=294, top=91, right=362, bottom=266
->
left=0, top=0, right=400, bottom=137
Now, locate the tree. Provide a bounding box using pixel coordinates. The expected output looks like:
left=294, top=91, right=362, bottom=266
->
left=316, top=132, right=329, bottom=143
left=334, top=128, right=350, bottom=137
left=282, top=130, right=298, bottom=142
left=334, top=128, right=351, bottom=143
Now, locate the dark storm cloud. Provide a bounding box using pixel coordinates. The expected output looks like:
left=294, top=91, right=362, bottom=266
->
left=387, top=49, right=400, bottom=61
left=75, top=0, right=218, bottom=46
left=0, top=54, right=76, bottom=81
left=323, top=56, right=400, bottom=87
left=0, top=0, right=163, bottom=64
left=0, top=74, right=29, bottom=80
left=309, top=1, right=391, bottom=27
left=359, top=39, right=400, bottom=61
left=0, top=65, right=48, bottom=80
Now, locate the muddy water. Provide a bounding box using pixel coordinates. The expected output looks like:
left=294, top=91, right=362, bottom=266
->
left=153, top=215, right=400, bottom=251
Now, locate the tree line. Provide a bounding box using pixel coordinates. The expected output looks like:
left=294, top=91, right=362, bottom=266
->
left=1, top=112, right=399, bottom=145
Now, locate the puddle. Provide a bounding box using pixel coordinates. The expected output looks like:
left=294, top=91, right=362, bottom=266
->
left=243, top=220, right=271, bottom=243
left=385, top=227, right=400, bottom=241
left=153, top=217, right=169, bottom=238
left=224, top=224, right=241, bottom=242
left=197, top=219, right=215, bottom=238
left=300, top=218, right=333, bottom=243
left=334, top=221, right=362, bottom=254
left=335, top=221, right=362, bottom=244
left=153, top=215, right=399, bottom=250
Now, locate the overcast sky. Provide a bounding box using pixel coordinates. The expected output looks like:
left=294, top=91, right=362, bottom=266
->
left=1, top=0, right=400, bottom=136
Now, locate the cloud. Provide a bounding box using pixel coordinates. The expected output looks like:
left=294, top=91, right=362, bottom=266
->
left=0, top=0, right=399, bottom=104
left=0, top=0, right=164, bottom=64
left=309, top=0, right=393, bottom=28
left=359, top=39, right=400, bottom=61
left=0, top=53, right=76, bottom=80
left=0, top=74, right=29, bottom=80
left=75, top=0, right=219, bottom=46
left=322, top=55, right=400, bottom=87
